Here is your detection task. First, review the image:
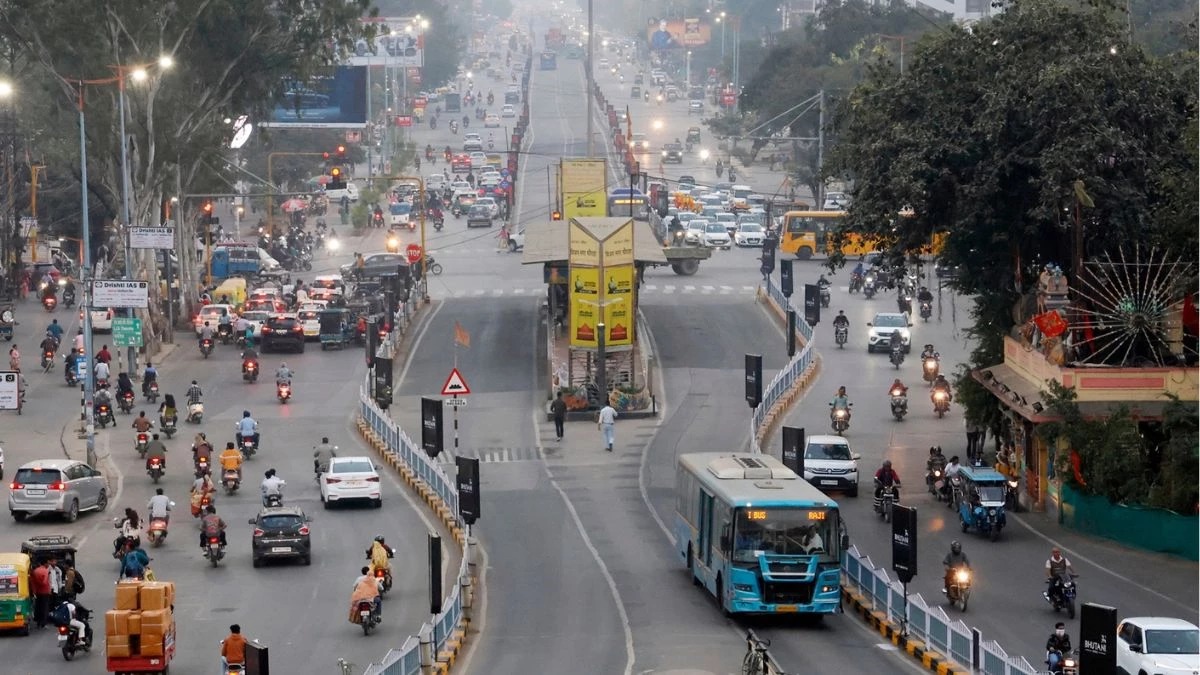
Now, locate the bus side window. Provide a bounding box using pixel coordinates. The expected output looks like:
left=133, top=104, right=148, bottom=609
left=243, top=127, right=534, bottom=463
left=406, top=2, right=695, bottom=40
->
left=719, top=523, right=731, bottom=552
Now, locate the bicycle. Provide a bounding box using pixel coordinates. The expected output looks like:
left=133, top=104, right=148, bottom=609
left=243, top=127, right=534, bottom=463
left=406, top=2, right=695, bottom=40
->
left=742, top=630, right=771, bottom=675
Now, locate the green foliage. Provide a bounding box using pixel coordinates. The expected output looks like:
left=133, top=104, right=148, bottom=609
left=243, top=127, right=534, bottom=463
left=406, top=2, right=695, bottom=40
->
left=1038, top=383, right=1199, bottom=513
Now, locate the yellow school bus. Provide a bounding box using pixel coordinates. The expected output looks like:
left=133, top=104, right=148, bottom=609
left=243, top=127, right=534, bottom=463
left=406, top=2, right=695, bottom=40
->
left=780, top=210, right=945, bottom=259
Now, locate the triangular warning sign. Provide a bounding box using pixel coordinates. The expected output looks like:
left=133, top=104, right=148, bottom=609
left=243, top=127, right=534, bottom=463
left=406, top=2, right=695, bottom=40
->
left=441, top=367, right=471, bottom=396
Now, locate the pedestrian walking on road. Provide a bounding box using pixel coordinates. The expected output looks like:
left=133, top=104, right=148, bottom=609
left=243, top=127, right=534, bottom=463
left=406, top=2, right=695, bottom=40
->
left=597, top=402, right=617, bottom=452
left=550, top=393, right=567, bottom=441
left=965, top=419, right=985, bottom=462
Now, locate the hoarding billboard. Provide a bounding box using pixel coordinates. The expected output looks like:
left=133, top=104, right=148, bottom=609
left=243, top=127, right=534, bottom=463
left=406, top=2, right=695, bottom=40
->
left=647, top=18, right=711, bottom=49
left=263, top=66, right=368, bottom=129
left=569, top=266, right=600, bottom=349
left=561, top=158, right=607, bottom=219
left=347, top=16, right=426, bottom=67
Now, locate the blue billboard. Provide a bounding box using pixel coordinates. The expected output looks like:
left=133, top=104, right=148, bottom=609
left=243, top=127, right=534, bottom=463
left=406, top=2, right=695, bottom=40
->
left=263, top=66, right=368, bottom=128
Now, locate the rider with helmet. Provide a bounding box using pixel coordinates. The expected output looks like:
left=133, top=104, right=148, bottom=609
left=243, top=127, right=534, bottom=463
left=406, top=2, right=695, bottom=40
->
left=873, top=459, right=901, bottom=505
left=942, top=540, right=970, bottom=593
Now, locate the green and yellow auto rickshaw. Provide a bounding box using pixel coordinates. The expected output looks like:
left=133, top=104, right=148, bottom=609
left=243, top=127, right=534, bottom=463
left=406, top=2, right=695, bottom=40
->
left=0, top=553, right=33, bottom=635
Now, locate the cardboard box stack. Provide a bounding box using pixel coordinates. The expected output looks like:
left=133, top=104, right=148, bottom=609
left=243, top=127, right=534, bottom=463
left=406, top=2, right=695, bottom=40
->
left=105, top=580, right=176, bottom=659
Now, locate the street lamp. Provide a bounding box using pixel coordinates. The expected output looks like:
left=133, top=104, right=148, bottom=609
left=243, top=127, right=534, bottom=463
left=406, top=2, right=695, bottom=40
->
left=716, top=11, right=727, bottom=59
left=686, top=50, right=692, bottom=87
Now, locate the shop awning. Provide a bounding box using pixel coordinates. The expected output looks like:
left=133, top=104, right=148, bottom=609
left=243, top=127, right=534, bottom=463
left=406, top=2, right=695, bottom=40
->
left=520, top=219, right=668, bottom=265
left=972, top=364, right=1172, bottom=422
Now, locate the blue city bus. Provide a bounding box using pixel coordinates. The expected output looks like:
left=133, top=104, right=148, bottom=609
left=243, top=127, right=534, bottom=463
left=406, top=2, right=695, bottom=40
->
left=539, top=51, right=557, bottom=70
left=674, top=453, right=844, bottom=615
left=606, top=188, right=648, bottom=220
left=443, top=92, right=461, bottom=113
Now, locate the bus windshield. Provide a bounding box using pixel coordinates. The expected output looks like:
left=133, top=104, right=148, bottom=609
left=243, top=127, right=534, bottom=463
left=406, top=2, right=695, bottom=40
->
left=733, top=507, right=838, bottom=563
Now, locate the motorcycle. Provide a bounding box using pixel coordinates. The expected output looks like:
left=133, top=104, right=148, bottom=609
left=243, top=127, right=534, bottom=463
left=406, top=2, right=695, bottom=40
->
left=199, top=338, right=214, bottom=358
left=147, top=456, right=165, bottom=484
left=449, top=121, right=459, bottom=134
left=42, top=295, right=57, bottom=312
left=920, top=301, right=933, bottom=322
left=889, top=388, right=908, bottom=421
left=63, top=288, right=76, bottom=307
left=829, top=403, right=852, bottom=435
left=222, top=469, right=241, bottom=494
left=849, top=273, right=863, bottom=294
left=356, top=600, right=381, bottom=635
left=277, top=381, right=292, bottom=403
left=922, top=356, right=940, bottom=384
left=64, top=359, right=78, bottom=386
left=145, top=381, right=159, bottom=403
left=1047, top=649, right=1079, bottom=675
left=147, top=514, right=169, bottom=546
left=1046, top=574, right=1079, bottom=619
left=863, top=277, right=877, bottom=299
left=95, top=402, right=115, bottom=428
left=42, top=349, right=55, bottom=372
left=242, top=360, right=259, bottom=383
left=372, top=212, right=385, bottom=229
left=889, top=345, right=905, bottom=369
left=205, top=535, right=225, bottom=567
left=57, top=621, right=92, bottom=661
left=874, top=482, right=897, bottom=522
left=238, top=434, right=258, bottom=459
left=927, top=466, right=944, bottom=499
left=834, top=326, right=848, bottom=349
left=424, top=255, right=444, bottom=276
left=195, top=455, right=211, bottom=477
left=118, top=390, right=135, bottom=414
left=264, top=493, right=283, bottom=508
left=135, top=432, right=150, bottom=458
left=374, top=567, right=393, bottom=594
left=187, top=402, right=204, bottom=424
left=932, top=389, right=952, bottom=418
left=160, top=415, right=177, bottom=439
left=217, top=323, right=234, bottom=345
left=944, top=566, right=971, bottom=611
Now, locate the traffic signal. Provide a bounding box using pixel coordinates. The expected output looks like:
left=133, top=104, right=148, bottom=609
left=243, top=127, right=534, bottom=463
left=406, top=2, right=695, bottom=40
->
left=201, top=202, right=219, bottom=229
left=336, top=145, right=347, bottom=157
left=551, top=210, right=562, bottom=221
left=328, top=166, right=347, bottom=191
left=322, top=151, right=331, bottom=161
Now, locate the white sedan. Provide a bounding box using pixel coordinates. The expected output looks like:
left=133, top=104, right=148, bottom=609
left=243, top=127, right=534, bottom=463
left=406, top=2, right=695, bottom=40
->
left=297, top=308, right=321, bottom=339
left=320, top=456, right=382, bottom=508
left=684, top=219, right=708, bottom=245
left=734, top=223, right=765, bottom=248
left=484, top=114, right=501, bottom=128
left=702, top=222, right=732, bottom=249
left=501, top=104, right=516, bottom=118
left=469, top=151, right=488, bottom=168
left=475, top=197, right=500, bottom=218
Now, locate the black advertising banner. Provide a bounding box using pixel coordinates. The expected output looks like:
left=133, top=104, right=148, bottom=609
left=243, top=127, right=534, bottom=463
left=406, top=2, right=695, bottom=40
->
left=781, top=426, right=804, bottom=475
left=744, top=354, right=763, bottom=409
left=804, top=283, right=820, bottom=326
left=372, top=356, right=393, bottom=409
left=780, top=259, right=794, bottom=297
left=891, top=504, right=918, bottom=583
left=246, top=642, right=270, bottom=675
left=1079, top=603, right=1118, bottom=675
left=428, top=534, right=443, bottom=615
left=365, top=317, right=379, bottom=365
left=420, top=397, right=444, bottom=457
left=787, top=309, right=797, bottom=358
left=455, top=456, right=481, bottom=525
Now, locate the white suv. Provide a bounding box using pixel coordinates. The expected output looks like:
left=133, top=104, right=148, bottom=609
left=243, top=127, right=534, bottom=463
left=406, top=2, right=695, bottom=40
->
left=802, top=435, right=859, bottom=497
left=1116, top=617, right=1199, bottom=675
left=867, top=312, right=912, bottom=353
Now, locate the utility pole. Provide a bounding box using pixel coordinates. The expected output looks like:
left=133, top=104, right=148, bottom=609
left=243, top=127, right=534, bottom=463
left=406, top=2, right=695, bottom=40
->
left=816, top=89, right=825, bottom=208
left=585, top=0, right=595, bottom=157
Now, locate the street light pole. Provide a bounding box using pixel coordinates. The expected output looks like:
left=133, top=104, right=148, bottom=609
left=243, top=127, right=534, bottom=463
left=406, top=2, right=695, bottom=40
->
left=76, top=86, right=97, bottom=467
left=116, top=73, right=138, bottom=378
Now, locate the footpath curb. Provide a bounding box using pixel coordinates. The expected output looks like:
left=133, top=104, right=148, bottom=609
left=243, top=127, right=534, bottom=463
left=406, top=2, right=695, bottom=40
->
left=841, top=586, right=969, bottom=675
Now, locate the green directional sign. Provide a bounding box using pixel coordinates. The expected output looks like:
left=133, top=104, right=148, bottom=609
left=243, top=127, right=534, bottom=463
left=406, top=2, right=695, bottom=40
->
left=111, top=317, right=143, bottom=347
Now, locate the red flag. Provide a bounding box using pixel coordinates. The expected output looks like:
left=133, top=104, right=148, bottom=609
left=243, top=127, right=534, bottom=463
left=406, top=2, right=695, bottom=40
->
left=625, top=106, right=633, bottom=143
left=453, top=321, right=470, bottom=349
left=1033, top=310, right=1067, bottom=338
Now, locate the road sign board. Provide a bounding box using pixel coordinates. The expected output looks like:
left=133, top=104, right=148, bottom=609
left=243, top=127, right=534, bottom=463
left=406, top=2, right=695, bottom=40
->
left=0, top=371, right=18, bottom=410
left=405, top=243, right=423, bottom=264
left=440, top=368, right=470, bottom=396
left=129, top=226, right=175, bottom=249
left=444, top=397, right=467, bottom=407
left=111, top=317, right=143, bottom=347
left=92, top=280, right=149, bottom=308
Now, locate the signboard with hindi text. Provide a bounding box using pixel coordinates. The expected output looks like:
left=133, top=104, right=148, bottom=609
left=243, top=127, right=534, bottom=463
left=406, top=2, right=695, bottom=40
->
left=569, top=267, right=600, bottom=349
left=602, top=264, right=634, bottom=349
left=561, top=158, right=607, bottom=219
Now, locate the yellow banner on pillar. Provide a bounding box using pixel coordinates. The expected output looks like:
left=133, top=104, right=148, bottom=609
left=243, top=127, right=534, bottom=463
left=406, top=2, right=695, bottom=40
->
left=561, top=159, right=608, bottom=219
left=602, top=220, right=634, bottom=267
left=569, top=266, right=600, bottom=349
left=602, top=264, right=635, bottom=349
left=568, top=219, right=600, bottom=266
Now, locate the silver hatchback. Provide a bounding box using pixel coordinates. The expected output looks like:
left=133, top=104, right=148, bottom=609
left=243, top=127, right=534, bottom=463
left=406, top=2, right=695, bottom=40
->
left=9, top=460, right=107, bottom=522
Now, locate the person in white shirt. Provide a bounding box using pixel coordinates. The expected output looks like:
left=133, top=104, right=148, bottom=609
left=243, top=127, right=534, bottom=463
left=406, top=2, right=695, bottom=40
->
left=261, top=468, right=285, bottom=506
left=597, top=403, right=617, bottom=452
left=147, top=488, right=172, bottom=524
left=73, top=329, right=85, bottom=354
left=93, top=360, right=110, bottom=385
left=48, top=560, right=63, bottom=601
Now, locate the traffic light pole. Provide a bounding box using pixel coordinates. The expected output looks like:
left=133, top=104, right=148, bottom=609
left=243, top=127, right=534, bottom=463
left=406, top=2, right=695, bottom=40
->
left=365, top=174, right=429, bottom=303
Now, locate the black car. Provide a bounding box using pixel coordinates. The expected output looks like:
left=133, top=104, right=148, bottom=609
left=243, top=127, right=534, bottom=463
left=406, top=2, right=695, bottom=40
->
left=261, top=315, right=306, bottom=353
left=340, top=253, right=410, bottom=280
left=249, top=506, right=312, bottom=567
left=661, top=143, right=684, bottom=164
left=466, top=204, right=493, bottom=228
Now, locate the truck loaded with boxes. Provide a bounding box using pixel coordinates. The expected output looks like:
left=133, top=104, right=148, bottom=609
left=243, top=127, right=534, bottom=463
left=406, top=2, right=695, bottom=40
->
left=105, top=579, right=176, bottom=673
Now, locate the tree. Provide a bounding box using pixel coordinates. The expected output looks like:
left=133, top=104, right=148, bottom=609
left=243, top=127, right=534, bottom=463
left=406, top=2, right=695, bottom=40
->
left=0, top=0, right=373, bottom=340
left=823, top=0, right=1197, bottom=380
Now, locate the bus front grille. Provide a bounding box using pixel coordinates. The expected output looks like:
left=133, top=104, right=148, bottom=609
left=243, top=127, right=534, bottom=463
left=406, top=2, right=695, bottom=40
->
left=763, top=581, right=815, bottom=605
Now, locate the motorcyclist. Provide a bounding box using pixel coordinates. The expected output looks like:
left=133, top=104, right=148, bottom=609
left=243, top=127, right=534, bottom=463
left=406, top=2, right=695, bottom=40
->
left=158, top=394, right=178, bottom=424
left=367, top=535, right=395, bottom=577
left=873, top=459, right=901, bottom=502
left=93, top=359, right=110, bottom=386
left=219, top=442, right=244, bottom=481
left=187, top=380, right=203, bottom=405
left=889, top=378, right=909, bottom=397
left=55, top=598, right=92, bottom=646
left=141, top=362, right=157, bottom=397
left=829, top=386, right=850, bottom=420
left=942, top=540, right=971, bottom=593
left=193, top=433, right=214, bottom=473
left=1044, top=548, right=1076, bottom=599
left=95, top=384, right=113, bottom=412
left=940, top=455, right=963, bottom=501
left=199, top=504, right=227, bottom=550
left=931, top=375, right=953, bottom=403
left=313, top=437, right=338, bottom=475
left=217, top=307, right=233, bottom=338
left=241, top=345, right=259, bottom=376
left=236, top=410, right=260, bottom=448
left=39, top=332, right=58, bottom=361
left=116, top=372, right=135, bottom=403
left=1045, top=622, right=1072, bottom=672
left=888, top=330, right=905, bottom=354
left=350, top=565, right=383, bottom=621
left=115, top=508, right=142, bottom=554
left=145, top=433, right=167, bottom=471
left=275, top=362, right=294, bottom=386
left=147, top=487, right=172, bottom=525
left=833, top=310, right=849, bottom=331
left=917, top=285, right=934, bottom=305
left=64, top=348, right=79, bottom=382
left=817, top=274, right=830, bottom=289
left=199, top=321, right=215, bottom=347
left=927, top=446, right=947, bottom=473
left=920, top=344, right=939, bottom=361
left=261, top=468, right=285, bottom=507
left=132, top=411, right=153, bottom=433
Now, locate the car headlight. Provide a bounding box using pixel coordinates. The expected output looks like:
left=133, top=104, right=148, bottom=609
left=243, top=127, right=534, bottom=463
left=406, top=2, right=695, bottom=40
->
left=899, top=328, right=910, bottom=341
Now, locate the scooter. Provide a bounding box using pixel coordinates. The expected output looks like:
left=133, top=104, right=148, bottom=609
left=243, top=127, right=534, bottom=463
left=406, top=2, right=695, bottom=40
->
left=160, top=415, right=177, bottom=439
left=135, top=432, right=150, bottom=458
left=205, top=535, right=225, bottom=567
left=57, top=621, right=93, bottom=661
left=195, top=455, right=211, bottom=477
left=277, top=381, right=292, bottom=403
left=920, top=301, right=932, bottom=322
left=64, top=360, right=78, bottom=386
left=118, top=390, right=135, bottom=414
left=146, top=514, right=169, bottom=546
left=863, top=277, right=877, bottom=299
left=187, top=402, right=204, bottom=424
left=63, top=288, right=76, bottom=307
left=889, top=388, right=908, bottom=421
left=146, top=456, right=165, bottom=484
left=222, top=469, right=241, bottom=495
left=922, top=356, right=940, bottom=384
left=145, top=381, right=159, bottom=403
left=890, top=345, right=905, bottom=369
left=834, top=326, right=848, bottom=349
left=199, top=338, right=214, bottom=358
left=42, top=295, right=57, bottom=312
left=829, top=403, right=852, bottom=435
left=932, top=389, right=952, bottom=418
left=242, top=360, right=259, bottom=383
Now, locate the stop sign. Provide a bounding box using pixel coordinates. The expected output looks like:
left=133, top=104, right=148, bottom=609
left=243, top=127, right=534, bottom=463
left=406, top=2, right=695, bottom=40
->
left=405, top=243, right=423, bottom=264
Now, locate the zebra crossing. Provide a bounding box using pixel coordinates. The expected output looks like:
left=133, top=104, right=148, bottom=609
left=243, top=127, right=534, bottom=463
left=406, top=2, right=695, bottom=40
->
left=436, top=284, right=761, bottom=299
left=436, top=446, right=543, bottom=464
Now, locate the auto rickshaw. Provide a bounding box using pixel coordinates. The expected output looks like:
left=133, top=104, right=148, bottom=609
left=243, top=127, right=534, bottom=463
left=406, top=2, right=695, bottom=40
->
left=956, top=465, right=1009, bottom=541
left=452, top=192, right=477, bottom=217
left=0, top=552, right=32, bottom=635
left=318, top=308, right=354, bottom=350
left=686, top=127, right=702, bottom=147
left=20, top=534, right=78, bottom=568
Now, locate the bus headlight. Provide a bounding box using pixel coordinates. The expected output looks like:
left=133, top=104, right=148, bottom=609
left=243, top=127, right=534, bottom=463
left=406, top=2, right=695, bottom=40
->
left=733, top=583, right=755, bottom=593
